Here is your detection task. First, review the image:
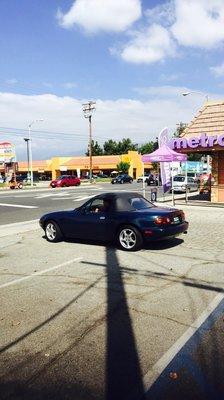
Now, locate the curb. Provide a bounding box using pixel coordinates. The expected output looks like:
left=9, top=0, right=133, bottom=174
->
left=0, top=219, right=40, bottom=238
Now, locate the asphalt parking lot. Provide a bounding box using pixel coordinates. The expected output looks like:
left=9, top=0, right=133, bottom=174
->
left=0, top=203, right=224, bottom=400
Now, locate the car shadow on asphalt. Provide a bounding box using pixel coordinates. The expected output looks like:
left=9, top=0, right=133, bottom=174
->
left=42, top=235, right=184, bottom=252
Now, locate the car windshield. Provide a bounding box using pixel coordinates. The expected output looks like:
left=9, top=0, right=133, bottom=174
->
left=174, top=176, right=185, bottom=182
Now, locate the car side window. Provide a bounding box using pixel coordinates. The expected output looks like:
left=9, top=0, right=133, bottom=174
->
left=85, top=198, right=111, bottom=213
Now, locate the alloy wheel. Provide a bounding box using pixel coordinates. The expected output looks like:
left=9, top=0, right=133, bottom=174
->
left=46, top=223, right=57, bottom=241
left=119, top=228, right=137, bottom=250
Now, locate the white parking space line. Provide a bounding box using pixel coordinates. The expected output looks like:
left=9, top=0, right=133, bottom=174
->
left=143, top=292, right=224, bottom=393
left=0, top=203, right=38, bottom=209
left=0, top=257, right=83, bottom=289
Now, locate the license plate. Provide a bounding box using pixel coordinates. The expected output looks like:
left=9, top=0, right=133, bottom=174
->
left=173, top=216, right=180, bottom=224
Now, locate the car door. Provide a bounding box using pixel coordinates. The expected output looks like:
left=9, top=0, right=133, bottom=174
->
left=61, top=197, right=114, bottom=241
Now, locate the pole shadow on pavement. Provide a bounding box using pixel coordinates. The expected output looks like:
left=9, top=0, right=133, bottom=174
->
left=105, top=247, right=145, bottom=400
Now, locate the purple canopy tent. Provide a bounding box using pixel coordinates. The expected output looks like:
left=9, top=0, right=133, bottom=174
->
left=142, top=143, right=187, bottom=204
left=142, top=144, right=187, bottom=163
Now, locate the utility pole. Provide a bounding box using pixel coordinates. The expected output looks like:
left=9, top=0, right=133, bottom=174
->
left=82, top=101, right=96, bottom=183
left=23, top=138, right=30, bottom=181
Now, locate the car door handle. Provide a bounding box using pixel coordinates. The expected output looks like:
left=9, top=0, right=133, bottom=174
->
left=100, top=216, right=105, bottom=220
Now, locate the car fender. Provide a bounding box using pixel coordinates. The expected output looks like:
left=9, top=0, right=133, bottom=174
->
left=115, top=221, right=142, bottom=237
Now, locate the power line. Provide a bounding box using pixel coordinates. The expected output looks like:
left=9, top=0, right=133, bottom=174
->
left=0, top=125, right=112, bottom=141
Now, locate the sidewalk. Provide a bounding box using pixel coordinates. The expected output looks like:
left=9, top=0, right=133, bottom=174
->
left=155, top=192, right=224, bottom=208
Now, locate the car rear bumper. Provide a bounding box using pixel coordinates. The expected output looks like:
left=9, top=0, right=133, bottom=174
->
left=143, top=221, right=189, bottom=241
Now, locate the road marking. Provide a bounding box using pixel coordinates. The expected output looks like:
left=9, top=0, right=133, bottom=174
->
left=143, top=292, right=224, bottom=393
left=35, top=194, right=55, bottom=199
left=0, top=257, right=83, bottom=289
left=0, top=203, right=38, bottom=209
left=73, top=195, right=94, bottom=201
left=36, top=192, right=70, bottom=199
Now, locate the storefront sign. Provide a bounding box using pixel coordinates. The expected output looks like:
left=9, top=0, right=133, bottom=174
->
left=0, top=142, right=16, bottom=163
left=171, top=133, right=224, bottom=150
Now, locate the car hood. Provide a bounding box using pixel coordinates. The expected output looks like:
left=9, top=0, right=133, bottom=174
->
left=40, top=209, right=75, bottom=221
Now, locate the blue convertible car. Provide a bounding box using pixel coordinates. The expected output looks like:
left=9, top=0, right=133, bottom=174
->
left=39, top=192, right=188, bottom=251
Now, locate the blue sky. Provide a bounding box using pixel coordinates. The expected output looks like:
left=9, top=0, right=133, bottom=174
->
left=0, top=0, right=224, bottom=160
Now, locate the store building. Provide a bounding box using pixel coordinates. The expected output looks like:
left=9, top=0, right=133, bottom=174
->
left=17, top=151, right=153, bottom=181
left=171, top=100, right=224, bottom=202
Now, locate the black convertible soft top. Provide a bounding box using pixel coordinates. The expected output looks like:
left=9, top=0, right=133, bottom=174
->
left=93, top=192, right=153, bottom=212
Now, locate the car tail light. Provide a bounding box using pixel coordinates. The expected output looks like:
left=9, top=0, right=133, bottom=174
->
left=180, top=211, right=185, bottom=221
left=154, top=216, right=171, bottom=225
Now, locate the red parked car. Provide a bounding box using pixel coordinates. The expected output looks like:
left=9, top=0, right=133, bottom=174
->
left=50, top=175, right=81, bottom=188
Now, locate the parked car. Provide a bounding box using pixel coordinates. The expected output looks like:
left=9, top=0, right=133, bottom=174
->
left=97, top=174, right=108, bottom=178
left=146, top=174, right=156, bottom=186
left=111, top=174, right=133, bottom=184
left=137, top=175, right=149, bottom=183
left=50, top=175, right=80, bottom=188
left=39, top=192, right=189, bottom=251
left=172, top=175, right=198, bottom=193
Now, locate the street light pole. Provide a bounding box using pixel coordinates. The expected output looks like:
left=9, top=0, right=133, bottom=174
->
left=82, top=101, right=96, bottom=183
left=182, top=91, right=209, bottom=102
left=23, top=138, right=30, bottom=181
left=28, top=119, right=44, bottom=187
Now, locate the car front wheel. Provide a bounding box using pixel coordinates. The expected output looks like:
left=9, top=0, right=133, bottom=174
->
left=45, top=220, right=63, bottom=242
left=117, top=225, right=143, bottom=251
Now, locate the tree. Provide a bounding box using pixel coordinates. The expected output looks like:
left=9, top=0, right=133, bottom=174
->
left=138, top=141, right=154, bottom=155
left=103, top=139, right=118, bottom=155
left=116, top=138, right=138, bottom=154
left=85, top=140, right=103, bottom=156
left=152, top=137, right=159, bottom=151
left=117, top=161, right=130, bottom=173
left=173, top=122, right=187, bottom=138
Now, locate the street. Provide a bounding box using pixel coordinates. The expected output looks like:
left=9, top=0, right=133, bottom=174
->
left=0, top=189, right=224, bottom=399
left=0, top=182, right=163, bottom=225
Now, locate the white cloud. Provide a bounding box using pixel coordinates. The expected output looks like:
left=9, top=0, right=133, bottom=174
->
left=171, top=0, right=224, bottom=49
left=57, top=0, right=141, bottom=33
left=117, top=24, right=176, bottom=64
left=0, top=89, right=213, bottom=160
left=111, top=0, right=224, bottom=64
left=210, top=62, right=224, bottom=77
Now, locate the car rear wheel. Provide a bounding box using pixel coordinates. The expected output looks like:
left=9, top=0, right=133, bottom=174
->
left=45, top=220, right=62, bottom=242
left=117, top=225, right=143, bottom=251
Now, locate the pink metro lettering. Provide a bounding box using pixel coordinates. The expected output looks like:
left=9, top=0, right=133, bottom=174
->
left=171, top=133, right=224, bottom=149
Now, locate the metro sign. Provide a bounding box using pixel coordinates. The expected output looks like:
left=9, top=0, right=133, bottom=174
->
left=171, top=133, right=224, bottom=150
